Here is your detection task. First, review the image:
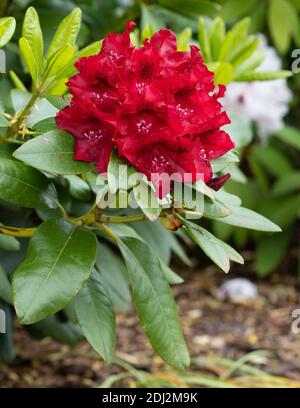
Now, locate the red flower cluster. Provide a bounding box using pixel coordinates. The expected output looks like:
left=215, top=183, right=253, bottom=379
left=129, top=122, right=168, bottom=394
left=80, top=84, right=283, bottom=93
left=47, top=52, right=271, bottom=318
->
left=56, top=22, right=234, bottom=195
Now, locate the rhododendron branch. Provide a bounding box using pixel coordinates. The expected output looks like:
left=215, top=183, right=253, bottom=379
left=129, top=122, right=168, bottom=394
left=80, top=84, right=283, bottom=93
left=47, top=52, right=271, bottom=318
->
left=96, top=223, right=118, bottom=242
left=0, top=225, right=36, bottom=237
left=98, top=214, right=148, bottom=224
left=8, top=91, right=40, bottom=137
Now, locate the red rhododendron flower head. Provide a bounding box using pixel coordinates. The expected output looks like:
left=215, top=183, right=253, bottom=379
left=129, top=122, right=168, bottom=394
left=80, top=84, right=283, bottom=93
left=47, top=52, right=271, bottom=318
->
left=56, top=22, right=234, bottom=197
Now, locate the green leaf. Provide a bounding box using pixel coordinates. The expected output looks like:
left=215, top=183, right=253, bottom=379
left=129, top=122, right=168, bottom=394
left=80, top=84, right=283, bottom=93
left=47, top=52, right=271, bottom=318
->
left=198, top=17, right=211, bottom=62
left=0, top=112, right=9, bottom=128
left=220, top=0, right=256, bottom=22
left=9, top=70, right=27, bottom=91
left=75, top=268, right=116, bottom=363
left=215, top=190, right=242, bottom=207
left=233, top=49, right=265, bottom=77
left=207, top=61, right=233, bottom=85
left=235, top=70, right=292, bottom=81
left=208, top=17, right=225, bottom=61
left=141, top=4, right=164, bottom=32
left=211, top=151, right=239, bottom=173
left=0, top=231, right=20, bottom=252
left=46, top=8, right=82, bottom=59
left=118, top=237, right=190, bottom=370
left=275, top=126, right=300, bottom=150
left=216, top=206, right=282, bottom=232
left=250, top=145, right=292, bottom=177
left=13, top=219, right=97, bottom=324
left=255, top=228, right=291, bottom=277
left=259, top=195, right=300, bottom=229
left=177, top=27, right=192, bottom=51
left=19, top=37, right=38, bottom=83
left=44, top=44, right=74, bottom=79
left=0, top=17, right=16, bottom=48
left=180, top=218, right=243, bottom=273
left=96, top=243, right=131, bottom=312
left=32, top=315, right=83, bottom=345
left=64, top=175, right=91, bottom=201
left=133, top=181, right=161, bottom=221
left=160, top=260, right=184, bottom=285
left=0, top=158, right=57, bottom=209
left=22, top=7, right=43, bottom=71
left=268, top=0, right=298, bottom=53
left=13, top=130, right=93, bottom=175
left=273, top=171, right=300, bottom=195
left=204, top=197, right=231, bottom=218
left=108, top=149, right=138, bottom=191
left=0, top=265, right=12, bottom=304
left=223, top=114, right=253, bottom=148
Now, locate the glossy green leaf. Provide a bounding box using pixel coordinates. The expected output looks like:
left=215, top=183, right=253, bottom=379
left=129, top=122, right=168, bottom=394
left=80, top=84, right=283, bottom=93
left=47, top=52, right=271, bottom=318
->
left=22, top=7, right=43, bottom=71
left=204, top=197, right=231, bottom=218
left=0, top=230, right=20, bottom=252
left=96, top=243, right=131, bottom=312
left=19, top=37, right=38, bottom=82
left=46, top=8, right=82, bottom=59
left=180, top=218, right=243, bottom=272
left=75, top=268, right=116, bottom=363
left=216, top=206, right=282, bottom=232
left=0, top=17, right=16, bottom=48
left=13, top=219, right=97, bottom=324
left=13, top=130, right=93, bottom=175
left=160, top=259, right=184, bottom=285
left=0, top=158, right=57, bottom=209
left=44, top=44, right=74, bottom=79
left=118, top=237, right=190, bottom=370
left=65, top=175, right=91, bottom=201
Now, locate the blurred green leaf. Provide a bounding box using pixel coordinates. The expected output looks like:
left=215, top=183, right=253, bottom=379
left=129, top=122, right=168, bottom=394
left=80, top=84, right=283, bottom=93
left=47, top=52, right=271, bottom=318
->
left=0, top=17, right=16, bottom=48
left=268, top=0, right=298, bottom=53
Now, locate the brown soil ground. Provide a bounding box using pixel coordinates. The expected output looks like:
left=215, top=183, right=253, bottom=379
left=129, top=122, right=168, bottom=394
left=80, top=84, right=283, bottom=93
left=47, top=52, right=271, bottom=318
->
left=1, top=265, right=300, bottom=388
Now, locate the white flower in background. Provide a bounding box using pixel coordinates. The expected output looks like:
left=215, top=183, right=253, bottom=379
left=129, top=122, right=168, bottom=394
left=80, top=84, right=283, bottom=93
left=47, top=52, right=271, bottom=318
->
left=223, top=35, right=292, bottom=143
